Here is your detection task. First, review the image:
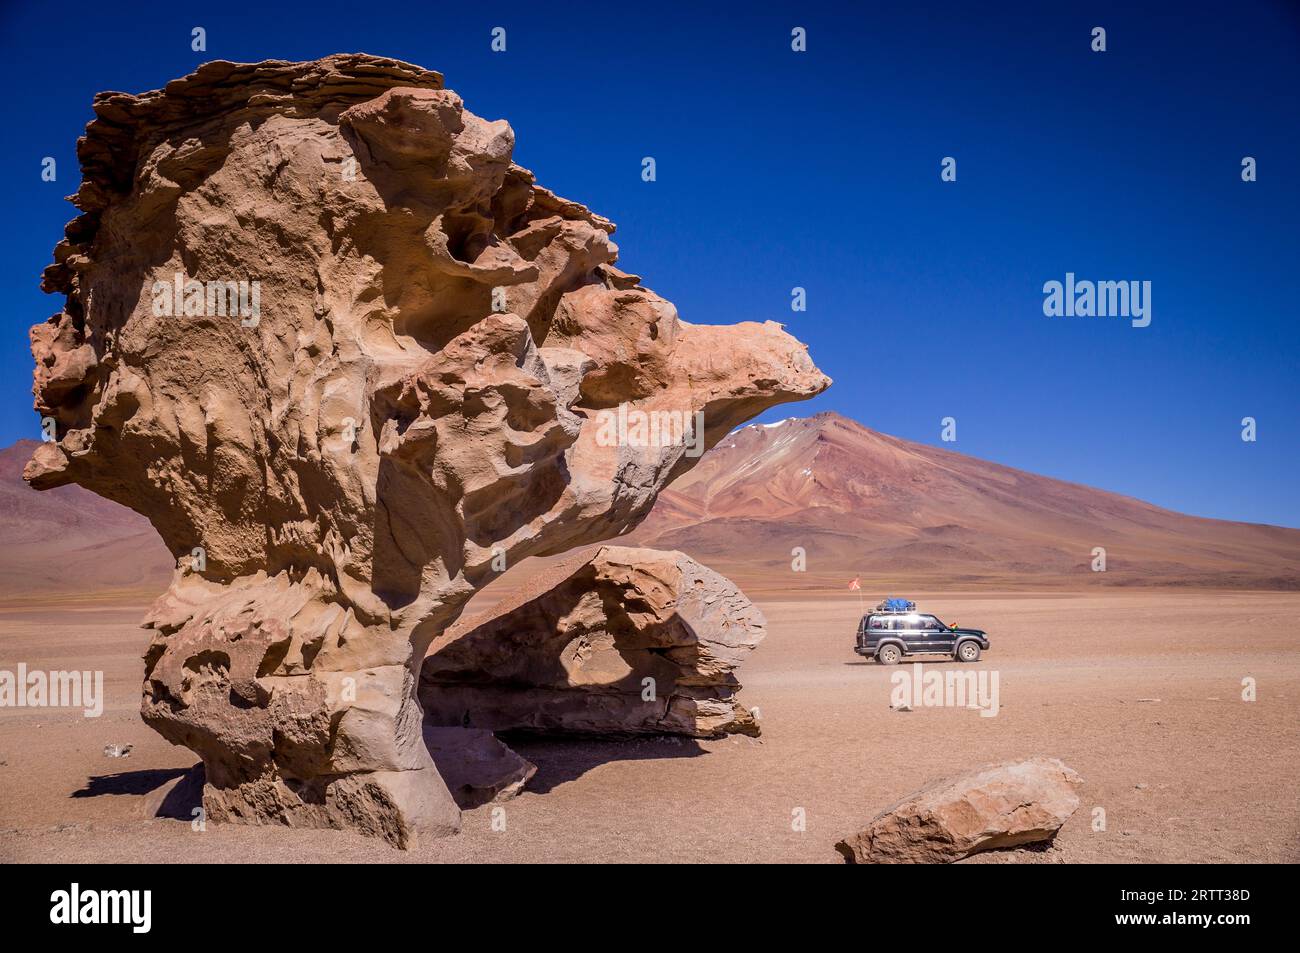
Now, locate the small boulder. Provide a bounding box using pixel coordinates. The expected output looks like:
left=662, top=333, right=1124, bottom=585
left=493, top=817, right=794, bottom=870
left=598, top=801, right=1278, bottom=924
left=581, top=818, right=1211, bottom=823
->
left=836, top=757, right=1082, bottom=864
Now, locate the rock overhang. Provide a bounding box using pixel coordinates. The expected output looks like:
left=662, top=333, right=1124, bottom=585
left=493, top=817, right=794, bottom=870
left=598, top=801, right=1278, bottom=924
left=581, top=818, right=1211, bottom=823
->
left=27, top=53, right=828, bottom=846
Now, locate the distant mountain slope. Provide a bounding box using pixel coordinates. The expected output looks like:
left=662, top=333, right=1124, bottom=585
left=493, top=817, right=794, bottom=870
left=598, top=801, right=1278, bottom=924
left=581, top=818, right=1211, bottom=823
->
left=3, top=414, right=1297, bottom=600
left=624, top=412, right=1300, bottom=589
left=0, top=440, right=172, bottom=598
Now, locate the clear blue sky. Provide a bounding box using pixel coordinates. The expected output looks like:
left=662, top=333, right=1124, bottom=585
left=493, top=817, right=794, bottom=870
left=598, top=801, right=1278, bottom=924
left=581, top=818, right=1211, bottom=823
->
left=1, top=1, right=1297, bottom=525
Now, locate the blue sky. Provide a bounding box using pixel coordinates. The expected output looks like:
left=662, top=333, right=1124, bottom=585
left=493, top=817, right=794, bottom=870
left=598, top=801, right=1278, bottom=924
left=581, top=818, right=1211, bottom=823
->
left=1, top=1, right=1297, bottom=525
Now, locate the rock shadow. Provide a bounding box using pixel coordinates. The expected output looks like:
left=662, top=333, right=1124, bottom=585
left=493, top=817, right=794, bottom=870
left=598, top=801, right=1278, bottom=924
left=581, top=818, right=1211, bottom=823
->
left=500, top=734, right=707, bottom=794
left=71, top=766, right=191, bottom=798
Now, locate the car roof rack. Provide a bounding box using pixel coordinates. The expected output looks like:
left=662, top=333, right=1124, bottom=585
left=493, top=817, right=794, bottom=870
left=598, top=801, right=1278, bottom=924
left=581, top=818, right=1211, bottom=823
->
left=874, top=598, right=917, bottom=614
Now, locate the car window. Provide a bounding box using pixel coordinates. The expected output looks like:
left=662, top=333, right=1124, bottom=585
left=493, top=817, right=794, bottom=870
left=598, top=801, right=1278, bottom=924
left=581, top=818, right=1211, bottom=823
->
left=869, top=617, right=884, bottom=630
left=921, top=615, right=941, bottom=630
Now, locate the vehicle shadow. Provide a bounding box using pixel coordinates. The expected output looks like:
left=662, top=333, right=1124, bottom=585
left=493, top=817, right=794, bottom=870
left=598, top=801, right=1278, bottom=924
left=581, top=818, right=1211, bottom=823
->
left=843, top=658, right=955, bottom=666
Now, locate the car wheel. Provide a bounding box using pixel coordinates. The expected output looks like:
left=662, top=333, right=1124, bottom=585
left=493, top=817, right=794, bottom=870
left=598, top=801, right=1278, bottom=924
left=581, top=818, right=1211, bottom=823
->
left=956, top=641, right=980, bottom=662
left=877, top=644, right=901, bottom=665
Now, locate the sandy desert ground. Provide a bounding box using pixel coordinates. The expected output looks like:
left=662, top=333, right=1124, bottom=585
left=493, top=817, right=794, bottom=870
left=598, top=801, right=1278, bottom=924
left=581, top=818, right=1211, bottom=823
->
left=2, top=586, right=1297, bottom=863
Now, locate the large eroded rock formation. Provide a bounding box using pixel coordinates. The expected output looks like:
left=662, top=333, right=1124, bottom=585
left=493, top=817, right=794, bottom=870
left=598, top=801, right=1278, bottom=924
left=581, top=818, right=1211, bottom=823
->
left=26, top=55, right=827, bottom=846
left=422, top=546, right=765, bottom=738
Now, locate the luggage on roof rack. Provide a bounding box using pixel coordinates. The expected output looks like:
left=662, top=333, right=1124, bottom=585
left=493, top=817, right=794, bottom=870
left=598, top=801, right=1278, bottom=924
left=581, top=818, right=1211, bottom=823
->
left=876, top=598, right=917, bottom=613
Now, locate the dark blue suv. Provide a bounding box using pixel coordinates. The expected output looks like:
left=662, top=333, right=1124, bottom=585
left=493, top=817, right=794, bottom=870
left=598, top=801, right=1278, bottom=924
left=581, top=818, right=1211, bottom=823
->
left=854, top=603, right=989, bottom=664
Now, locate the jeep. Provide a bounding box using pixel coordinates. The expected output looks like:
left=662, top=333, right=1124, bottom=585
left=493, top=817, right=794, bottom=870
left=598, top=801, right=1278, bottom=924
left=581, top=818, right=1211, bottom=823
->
left=853, top=600, right=989, bottom=664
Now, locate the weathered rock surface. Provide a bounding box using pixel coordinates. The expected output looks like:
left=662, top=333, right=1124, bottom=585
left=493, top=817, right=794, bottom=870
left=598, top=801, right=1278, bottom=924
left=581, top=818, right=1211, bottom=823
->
left=422, top=726, right=535, bottom=808
left=835, top=757, right=1082, bottom=863
left=26, top=54, right=827, bottom=847
left=421, top=546, right=765, bottom=737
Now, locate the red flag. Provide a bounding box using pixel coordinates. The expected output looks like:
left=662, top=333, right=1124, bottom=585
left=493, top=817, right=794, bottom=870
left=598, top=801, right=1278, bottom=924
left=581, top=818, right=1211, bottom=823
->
left=848, top=577, right=860, bottom=591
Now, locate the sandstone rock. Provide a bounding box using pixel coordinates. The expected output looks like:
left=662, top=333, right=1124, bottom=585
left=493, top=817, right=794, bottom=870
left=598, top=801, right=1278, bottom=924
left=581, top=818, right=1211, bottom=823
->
left=835, top=757, right=1083, bottom=864
left=422, top=726, right=535, bottom=808
left=27, top=55, right=827, bottom=847
left=422, top=546, right=765, bottom=738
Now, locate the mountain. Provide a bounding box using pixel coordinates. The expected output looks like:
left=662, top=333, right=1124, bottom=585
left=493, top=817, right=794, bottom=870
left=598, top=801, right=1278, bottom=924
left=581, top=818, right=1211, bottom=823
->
left=0, top=440, right=172, bottom=599
left=623, top=412, right=1300, bottom=589
left=3, top=414, right=1297, bottom=600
